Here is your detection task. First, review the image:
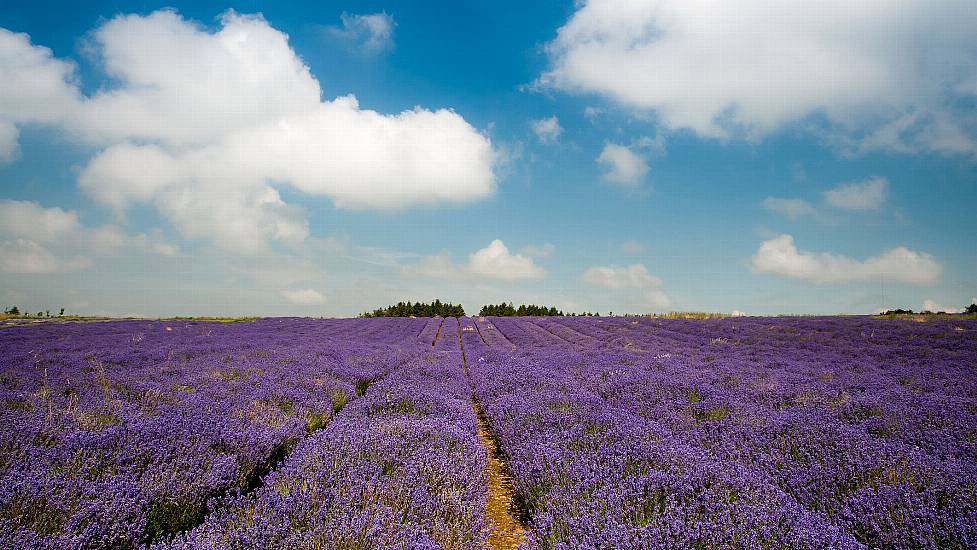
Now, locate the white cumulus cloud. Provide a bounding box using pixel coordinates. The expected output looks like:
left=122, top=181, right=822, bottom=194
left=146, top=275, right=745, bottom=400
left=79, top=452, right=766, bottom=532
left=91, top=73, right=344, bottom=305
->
left=0, top=239, right=91, bottom=274
left=0, top=199, right=176, bottom=274
left=538, top=0, right=977, bottom=154
left=823, top=177, right=889, bottom=211
left=0, top=10, right=497, bottom=254
left=402, top=240, right=546, bottom=281
left=468, top=240, right=546, bottom=281
left=280, top=288, right=326, bottom=306
left=597, top=143, right=648, bottom=185
left=0, top=200, right=80, bottom=242
left=751, top=234, right=941, bottom=285
left=531, top=116, right=563, bottom=144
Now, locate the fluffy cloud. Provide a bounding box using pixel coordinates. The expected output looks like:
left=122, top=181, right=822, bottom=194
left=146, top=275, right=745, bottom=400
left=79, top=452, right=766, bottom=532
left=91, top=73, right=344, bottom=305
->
left=823, top=177, right=888, bottom=211
left=1, top=10, right=496, bottom=253
left=468, top=240, right=546, bottom=280
left=0, top=200, right=79, bottom=242
left=531, top=116, right=563, bottom=144
left=280, top=288, right=326, bottom=306
left=582, top=264, right=670, bottom=309
left=0, top=200, right=176, bottom=274
left=402, top=240, right=545, bottom=281
left=597, top=143, right=648, bottom=185
left=0, top=240, right=91, bottom=274
left=325, top=12, right=395, bottom=53
left=538, top=0, right=977, bottom=153
left=0, top=28, right=79, bottom=127
left=761, top=198, right=817, bottom=220
left=751, top=234, right=941, bottom=285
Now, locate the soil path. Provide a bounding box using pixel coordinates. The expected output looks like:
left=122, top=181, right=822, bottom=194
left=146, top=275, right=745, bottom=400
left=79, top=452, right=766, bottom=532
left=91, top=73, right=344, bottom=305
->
left=455, top=319, right=527, bottom=549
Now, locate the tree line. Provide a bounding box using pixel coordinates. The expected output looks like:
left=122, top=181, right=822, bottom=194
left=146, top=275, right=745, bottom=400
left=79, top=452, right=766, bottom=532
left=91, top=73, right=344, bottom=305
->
left=881, top=302, right=977, bottom=315
left=478, top=303, right=564, bottom=316
left=361, top=300, right=574, bottom=317
left=3, top=306, right=65, bottom=318
left=361, top=300, right=465, bottom=318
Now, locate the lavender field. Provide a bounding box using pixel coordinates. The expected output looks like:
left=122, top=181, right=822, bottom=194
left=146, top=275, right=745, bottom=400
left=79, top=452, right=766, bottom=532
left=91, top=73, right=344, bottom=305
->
left=1, top=315, right=976, bottom=549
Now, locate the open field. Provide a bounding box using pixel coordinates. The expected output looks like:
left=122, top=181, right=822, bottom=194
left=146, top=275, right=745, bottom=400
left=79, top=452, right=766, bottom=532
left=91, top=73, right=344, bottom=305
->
left=1, top=315, right=975, bottom=548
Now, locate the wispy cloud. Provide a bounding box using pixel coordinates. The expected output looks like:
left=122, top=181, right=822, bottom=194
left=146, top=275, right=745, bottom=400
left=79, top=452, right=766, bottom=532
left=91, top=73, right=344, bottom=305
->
left=751, top=234, right=941, bottom=285
left=823, top=177, right=888, bottom=211
left=531, top=116, right=563, bottom=144
left=324, top=12, right=395, bottom=54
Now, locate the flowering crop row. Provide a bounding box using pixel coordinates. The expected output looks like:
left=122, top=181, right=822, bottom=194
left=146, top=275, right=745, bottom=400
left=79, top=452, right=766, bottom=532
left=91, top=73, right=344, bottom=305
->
left=0, top=318, right=428, bottom=547
left=169, top=319, right=487, bottom=548
left=471, top=315, right=977, bottom=548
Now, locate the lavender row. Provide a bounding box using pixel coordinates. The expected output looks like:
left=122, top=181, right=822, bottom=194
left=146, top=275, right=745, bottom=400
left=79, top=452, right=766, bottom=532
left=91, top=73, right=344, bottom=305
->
left=460, top=317, right=856, bottom=548
left=169, top=331, right=488, bottom=548
left=0, top=318, right=424, bottom=548
left=471, top=316, right=977, bottom=547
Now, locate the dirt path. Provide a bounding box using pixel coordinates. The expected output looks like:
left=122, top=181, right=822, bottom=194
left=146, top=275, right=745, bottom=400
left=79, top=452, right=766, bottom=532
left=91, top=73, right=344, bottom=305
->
left=432, top=317, right=445, bottom=346
left=456, top=319, right=527, bottom=549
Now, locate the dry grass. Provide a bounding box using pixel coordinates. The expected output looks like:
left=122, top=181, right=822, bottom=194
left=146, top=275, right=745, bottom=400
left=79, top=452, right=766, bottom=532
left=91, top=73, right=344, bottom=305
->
left=872, top=313, right=977, bottom=322
left=644, top=311, right=739, bottom=319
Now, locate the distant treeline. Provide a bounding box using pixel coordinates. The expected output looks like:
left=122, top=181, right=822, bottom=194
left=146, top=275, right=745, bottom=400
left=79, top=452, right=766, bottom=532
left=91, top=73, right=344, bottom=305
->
left=362, top=300, right=465, bottom=318
left=882, top=303, right=977, bottom=315
left=479, top=303, right=564, bottom=316
left=2, top=306, right=65, bottom=318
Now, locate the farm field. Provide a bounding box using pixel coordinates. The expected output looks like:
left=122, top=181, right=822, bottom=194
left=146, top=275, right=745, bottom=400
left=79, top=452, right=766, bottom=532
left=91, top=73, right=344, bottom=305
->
left=1, top=315, right=976, bottom=549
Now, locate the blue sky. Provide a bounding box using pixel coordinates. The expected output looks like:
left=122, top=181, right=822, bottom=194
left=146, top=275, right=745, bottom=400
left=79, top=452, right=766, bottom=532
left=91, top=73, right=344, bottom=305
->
left=1, top=0, right=975, bottom=316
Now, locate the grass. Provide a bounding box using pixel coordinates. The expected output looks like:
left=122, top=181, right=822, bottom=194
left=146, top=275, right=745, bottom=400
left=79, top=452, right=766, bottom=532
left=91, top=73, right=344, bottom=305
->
left=872, top=313, right=977, bottom=321
left=645, top=312, right=739, bottom=319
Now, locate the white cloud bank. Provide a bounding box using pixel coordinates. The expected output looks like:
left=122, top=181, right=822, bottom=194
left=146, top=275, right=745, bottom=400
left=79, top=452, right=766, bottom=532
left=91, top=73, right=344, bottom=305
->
left=402, top=240, right=545, bottom=281
left=0, top=200, right=175, bottom=274
left=597, top=143, right=648, bottom=185
left=582, top=264, right=671, bottom=308
left=0, top=10, right=497, bottom=253
left=538, top=0, right=977, bottom=155
left=751, top=234, right=941, bottom=285
left=531, top=116, right=563, bottom=144
left=280, top=288, right=326, bottom=306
